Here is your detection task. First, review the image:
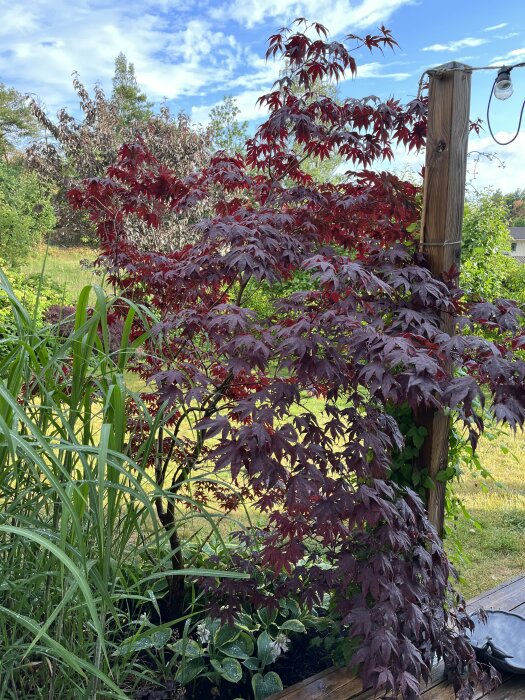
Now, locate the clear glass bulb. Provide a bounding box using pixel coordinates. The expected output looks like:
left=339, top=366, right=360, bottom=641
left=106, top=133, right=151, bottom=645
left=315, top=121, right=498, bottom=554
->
left=494, top=69, right=513, bottom=100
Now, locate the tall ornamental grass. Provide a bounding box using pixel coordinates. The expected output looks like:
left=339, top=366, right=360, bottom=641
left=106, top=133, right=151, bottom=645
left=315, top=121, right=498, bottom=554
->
left=0, top=272, right=243, bottom=699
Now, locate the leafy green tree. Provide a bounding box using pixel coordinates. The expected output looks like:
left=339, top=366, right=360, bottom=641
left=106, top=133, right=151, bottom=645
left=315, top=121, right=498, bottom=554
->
left=209, top=96, right=249, bottom=155
left=294, top=80, right=344, bottom=183
left=0, top=83, right=38, bottom=156
left=460, top=191, right=513, bottom=300
left=491, top=187, right=525, bottom=226
left=503, top=261, right=525, bottom=304
left=111, top=52, right=153, bottom=127
left=0, top=159, right=55, bottom=267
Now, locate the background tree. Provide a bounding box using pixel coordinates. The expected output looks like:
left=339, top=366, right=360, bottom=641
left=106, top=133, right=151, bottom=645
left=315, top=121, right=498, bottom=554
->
left=208, top=95, right=249, bottom=155
left=460, top=191, right=514, bottom=300
left=28, top=73, right=212, bottom=248
left=0, top=156, right=55, bottom=267
left=490, top=187, right=525, bottom=226
left=111, top=52, right=153, bottom=128
left=508, top=192, right=525, bottom=227
left=290, top=78, right=344, bottom=183
left=0, top=83, right=38, bottom=157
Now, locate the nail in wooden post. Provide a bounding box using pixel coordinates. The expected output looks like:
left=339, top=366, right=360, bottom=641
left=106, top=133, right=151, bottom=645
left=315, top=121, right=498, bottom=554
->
left=418, top=62, right=472, bottom=536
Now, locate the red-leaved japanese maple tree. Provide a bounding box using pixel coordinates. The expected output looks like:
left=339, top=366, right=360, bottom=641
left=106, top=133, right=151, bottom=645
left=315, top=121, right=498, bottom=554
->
left=69, top=21, right=524, bottom=700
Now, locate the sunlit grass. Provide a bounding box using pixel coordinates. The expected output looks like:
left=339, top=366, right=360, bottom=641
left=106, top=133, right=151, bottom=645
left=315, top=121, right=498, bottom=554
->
left=447, top=427, right=525, bottom=598
left=23, top=244, right=104, bottom=302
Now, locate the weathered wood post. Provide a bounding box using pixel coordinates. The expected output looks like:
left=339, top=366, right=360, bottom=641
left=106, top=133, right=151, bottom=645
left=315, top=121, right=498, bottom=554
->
left=418, top=62, right=472, bottom=536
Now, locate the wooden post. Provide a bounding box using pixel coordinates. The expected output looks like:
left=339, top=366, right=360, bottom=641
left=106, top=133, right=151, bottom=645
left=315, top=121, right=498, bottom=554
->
left=418, top=62, right=472, bottom=536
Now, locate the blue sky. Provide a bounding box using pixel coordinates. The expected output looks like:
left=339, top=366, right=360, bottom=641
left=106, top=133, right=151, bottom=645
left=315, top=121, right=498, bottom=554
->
left=1, top=0, right=524, bottom=191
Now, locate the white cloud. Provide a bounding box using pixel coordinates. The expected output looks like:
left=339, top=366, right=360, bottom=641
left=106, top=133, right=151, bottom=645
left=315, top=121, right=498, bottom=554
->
left=354, top=62, right=411, bottom=81
left=0, top=0, right=244, bottom=111
left=192, top=88, right=271, bottom=125
left=212, top=0, right=415, bottom=32
left=379, top=129, right=525, bottom=195
left=466, top=132, right=525, bottom=192
left=0, top=5, right=39, bottom=35
left=422, top=37, right=489, bottom=53
left=490, top=47, right=525, bottom=66
left=484, top=22, right=508, bottom=32
left=192, top=57, right=412, bottom=127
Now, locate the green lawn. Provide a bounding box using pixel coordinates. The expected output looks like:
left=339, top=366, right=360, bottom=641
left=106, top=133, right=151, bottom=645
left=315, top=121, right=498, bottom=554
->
left=448, top=427, right=525, bottom=598
left=23, top=245, right=525, bottom=600
left=23, top=244, right=103, bottom=302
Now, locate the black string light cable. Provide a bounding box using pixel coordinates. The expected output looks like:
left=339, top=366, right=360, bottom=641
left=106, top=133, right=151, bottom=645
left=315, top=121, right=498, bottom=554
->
left=487, top=65, right=525, bottom=145
left=417, top=61, right=525, bottom=146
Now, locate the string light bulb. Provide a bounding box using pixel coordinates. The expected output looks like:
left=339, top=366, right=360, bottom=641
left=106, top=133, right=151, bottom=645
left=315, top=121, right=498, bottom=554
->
left=487, top=64, right=525, bottom=145
left=493, top=66, right=514, bottom=100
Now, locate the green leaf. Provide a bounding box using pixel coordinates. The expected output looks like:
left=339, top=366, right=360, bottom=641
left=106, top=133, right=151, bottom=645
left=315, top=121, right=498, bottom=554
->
left=436, top=467, right=455, bottom=482
left=171, top=638, right=202, bottom=659
left=256, top=631, right=274, bottom=667
left=221, top=632, right=254, bottom=660
left=423, top=476, right=435, bottom=489
left=151, top=629, right=172, bottom=648
left=220, top=657, right=243, bottom=683
left=214, top=624, right=240, bottom=648
left=210, top=658, right=222, bottom=674
left=175, top=657, right=206, bottom=685
left=114, top=628, right=171, bottom=656
left=252, top=672, right=283, bottom=700
left=413, top=430, right=426, bottom=449
left=257, top=607, right=277, bottom=627
left=236, top=612, right=260, bottom=632
left=243, top=656, right=260, bottom=671
left=280, top=619, right=306, bottom=634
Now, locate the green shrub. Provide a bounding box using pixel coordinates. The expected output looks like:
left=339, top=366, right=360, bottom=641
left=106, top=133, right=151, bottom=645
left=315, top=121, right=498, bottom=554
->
left=0, top=160, right=55, bottom=267
left=242, top=270, right=317, bottom=319
left=503, top=260, right=525, bottom=305
left=460, top=191, right=512, bottom=301
left=0, top=260, right=64, bottom=323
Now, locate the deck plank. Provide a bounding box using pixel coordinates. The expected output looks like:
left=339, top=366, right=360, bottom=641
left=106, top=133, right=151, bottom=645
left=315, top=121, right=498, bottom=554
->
left=270, top=574, right=525, bottom=700
left=467, top=575, right=525, bottom=611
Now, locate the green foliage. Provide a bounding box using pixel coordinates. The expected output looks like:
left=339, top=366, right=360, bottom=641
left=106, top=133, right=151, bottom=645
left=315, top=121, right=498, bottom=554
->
left=159, top=565, right=327, bottom=700
left=388, top=403, right=431, bottom=496
left=241, top=270, right=317, bottom=319
left=111, top=52, right=153, bottom=128
left=0, top=260, right=63, bottom=329
left=503, top=260, right=525, bottom=305
left=0, top=198, right=32, bottom=268
left=209, top=96, right=249, bottom=155
left=0, top=83, right=38, bottom=154
left=0, top=279, right=246, bottom=698
left=498, top=187, right=525, bottom=226
left=387, top=400, right=501, bottom=558
left=0, top=160, right=55, bottom=267
left=460, top=191, right=512, bottom=300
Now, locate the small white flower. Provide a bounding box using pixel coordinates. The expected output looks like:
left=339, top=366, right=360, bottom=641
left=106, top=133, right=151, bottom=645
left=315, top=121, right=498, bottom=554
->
left=269, top=633, right=290, bottom=662
left=196, top=621, right=211, bottom=647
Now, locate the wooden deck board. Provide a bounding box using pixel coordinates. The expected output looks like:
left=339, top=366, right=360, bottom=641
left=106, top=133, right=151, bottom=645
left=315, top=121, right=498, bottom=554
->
left=270, top=574, right=525, bottom=699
